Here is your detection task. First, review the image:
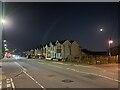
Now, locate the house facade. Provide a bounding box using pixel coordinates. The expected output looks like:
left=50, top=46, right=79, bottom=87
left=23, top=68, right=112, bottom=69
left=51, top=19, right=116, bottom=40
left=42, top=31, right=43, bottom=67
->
left=49, top=42, right=56, bottom=59
left=55, top=40, right=64, bottom=60
left=70, top=41, right=82, bottom=62
left=62, top=40, right=71, bottom=61
left=45, top=44, right=51, bottom=59
left=41, top=40, right=84, bottom=62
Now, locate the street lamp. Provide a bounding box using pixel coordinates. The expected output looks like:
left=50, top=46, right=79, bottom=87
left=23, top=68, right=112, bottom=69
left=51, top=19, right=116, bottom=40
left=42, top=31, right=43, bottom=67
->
left=1, top=18, right=7, bottom=57
left=108, top=40, right=113, bottom=56
left=3, top=39, right=6, bottom=43
left=4, top=43, right=7, bottom=47
left=1, top=18, right=6, bottom=24
left=100, top=28, right=103, bottom=32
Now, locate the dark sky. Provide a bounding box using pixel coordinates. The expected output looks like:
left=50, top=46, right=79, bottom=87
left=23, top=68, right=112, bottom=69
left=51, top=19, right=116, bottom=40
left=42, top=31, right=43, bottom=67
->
left=4, top=2, right=118, bottom=52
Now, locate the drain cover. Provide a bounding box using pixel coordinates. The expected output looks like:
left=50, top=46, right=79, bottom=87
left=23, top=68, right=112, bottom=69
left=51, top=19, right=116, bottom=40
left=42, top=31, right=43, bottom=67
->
left=62, top=79, right=73, bottom=83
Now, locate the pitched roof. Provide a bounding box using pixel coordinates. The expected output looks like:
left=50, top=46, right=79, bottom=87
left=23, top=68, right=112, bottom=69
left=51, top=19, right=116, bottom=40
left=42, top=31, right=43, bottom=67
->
left=70, top=40, right=75, bottom=44
left=58, top=40, right=67, bottom=44
left=50, top=41, right=56, bottom=45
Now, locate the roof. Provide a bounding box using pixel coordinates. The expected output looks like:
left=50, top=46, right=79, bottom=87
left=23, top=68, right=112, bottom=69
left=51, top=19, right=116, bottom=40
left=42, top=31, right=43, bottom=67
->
left=70, top=40, right=74, bottom=44
left=50, top=41, right=56, bottom=45
left=81, top=49, right=108, bottom=56
left=58, top=40, right=67, bottom=44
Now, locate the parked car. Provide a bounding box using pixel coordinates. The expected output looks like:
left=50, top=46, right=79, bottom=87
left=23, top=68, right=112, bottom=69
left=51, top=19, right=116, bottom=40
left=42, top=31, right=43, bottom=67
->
left=39, top=55, right=45, bottom=59
left=28, top=55, right=32, bottom=59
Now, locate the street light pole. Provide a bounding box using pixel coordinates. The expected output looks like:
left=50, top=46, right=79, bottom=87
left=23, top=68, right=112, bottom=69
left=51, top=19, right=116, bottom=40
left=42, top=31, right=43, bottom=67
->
left=0, top=1, right=5, bottom=58
left=0, top=2, right=2, bottom=59
left=108, top=40, right=113, bottom=56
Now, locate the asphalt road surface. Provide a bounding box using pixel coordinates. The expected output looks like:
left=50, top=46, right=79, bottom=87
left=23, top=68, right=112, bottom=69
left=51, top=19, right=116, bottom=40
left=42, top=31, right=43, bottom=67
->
left=0, top=59, right=119, bottom=90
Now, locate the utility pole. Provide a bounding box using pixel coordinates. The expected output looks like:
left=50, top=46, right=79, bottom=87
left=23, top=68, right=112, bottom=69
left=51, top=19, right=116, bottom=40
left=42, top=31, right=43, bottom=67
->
left=0, top=1, right=2, bottom=59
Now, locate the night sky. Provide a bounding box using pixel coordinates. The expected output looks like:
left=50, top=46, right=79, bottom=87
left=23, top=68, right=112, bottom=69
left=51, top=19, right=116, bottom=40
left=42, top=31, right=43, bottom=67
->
left=3, top=2, right=118, bottom=52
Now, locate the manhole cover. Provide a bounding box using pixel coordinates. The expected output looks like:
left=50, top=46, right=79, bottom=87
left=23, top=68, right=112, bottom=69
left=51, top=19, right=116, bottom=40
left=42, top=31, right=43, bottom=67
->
left=83, top=74, right=100, bottom=79
left=48, top=75, right=55, bottom=77
left=62, top=79, right=73, bottom=83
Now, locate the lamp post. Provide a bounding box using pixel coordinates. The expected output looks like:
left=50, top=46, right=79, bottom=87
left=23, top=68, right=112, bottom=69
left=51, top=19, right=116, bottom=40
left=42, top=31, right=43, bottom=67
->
left=1, top=18, right=7, bottom=57
left=99, top=29, right=114, bottom=56
left=0, top=1, right=6, bottom=58
left=108, top=40, right=113, bottom=56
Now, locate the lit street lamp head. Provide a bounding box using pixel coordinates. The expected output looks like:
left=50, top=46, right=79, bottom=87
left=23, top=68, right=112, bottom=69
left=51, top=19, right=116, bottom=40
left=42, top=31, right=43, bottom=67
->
left=3, top=40, right=6, bottom=43
left=4, top=44, right=7, bottom=47
left=100, top=29, right=103, bottom=32
left=1, top=19, right=6, bottom=24
left=109, top=40, right=113, bottom=44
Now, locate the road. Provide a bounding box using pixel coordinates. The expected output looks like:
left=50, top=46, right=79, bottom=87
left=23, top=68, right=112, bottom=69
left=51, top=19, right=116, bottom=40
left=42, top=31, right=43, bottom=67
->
left=0, top=58, right=119, bottom=90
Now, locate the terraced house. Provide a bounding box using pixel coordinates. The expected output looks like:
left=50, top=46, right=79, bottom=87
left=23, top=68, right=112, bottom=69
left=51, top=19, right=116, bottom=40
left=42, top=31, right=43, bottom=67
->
left=41, top=40, right=84, bottom=62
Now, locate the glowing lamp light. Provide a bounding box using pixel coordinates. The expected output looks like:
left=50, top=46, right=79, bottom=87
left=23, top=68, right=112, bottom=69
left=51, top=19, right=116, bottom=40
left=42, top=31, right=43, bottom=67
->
left=4, top=44, right=7, bottom=47
left=1, top=19, right=5, bottom=23
left=109, top=40, right=113, bottom=44
left=3, top=40, right=6, bottom=43
left=100, top=29, right=103, bottom=32
left=1, top=19, right=6, bottom=24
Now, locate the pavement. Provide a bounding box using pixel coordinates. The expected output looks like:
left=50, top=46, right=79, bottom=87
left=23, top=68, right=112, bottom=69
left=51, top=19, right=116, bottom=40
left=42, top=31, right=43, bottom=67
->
left=0, top=58, right=119, bottom=89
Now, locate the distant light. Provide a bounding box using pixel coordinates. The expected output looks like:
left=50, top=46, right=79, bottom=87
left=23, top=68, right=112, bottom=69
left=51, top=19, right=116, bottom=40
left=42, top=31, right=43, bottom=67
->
left=15, top=55, right=20, bottom=59
left=4, top=44, right=7, bottom=47
left=3, top=40, right=6, bottom=43
left=100, top=29, right=103, bottom=32
left=1, top=19, right=6, bottom=24
left=5, top=48, right=9, bottom=51
left=13, top=55, right=15, bottom=58
left=109, top=40, right=113, bottom=44
left=37, top=54, right=41, bottom=55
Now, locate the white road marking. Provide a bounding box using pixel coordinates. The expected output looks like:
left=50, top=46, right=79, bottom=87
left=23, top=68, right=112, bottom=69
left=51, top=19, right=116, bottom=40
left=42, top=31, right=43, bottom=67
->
left=53, top=62, right=64, bottom=65
left=6, top=79, right=9, bottom=81
left=0, top=85, right=1, bottom=88
left=38, top=62, right=44, bottom=64
left=14, top=62, right=46, bottom=90
left=74, top=64, right=105, bottom=70
left=52, top=61, right=108, bottom=73
left=6, top=80, right=10, bottom=84
left=10, top=78, right=15, bottom=89
left=0, top=81, right=2, bottom=89
left=14, top=62, right=27, bottom=72
left=47, top=64, right=62, bottom=69
left=23, top=71, right=46, bottom=90
left=6, top=79, right=11, bottom=88
left=47, top=63, right=120, bottom=83
left=6, top=83, right=11, bottom=88
left=70, top=68, right=120, bottom=83
left=66, top=68, right=70, bottom=70
left=64, top=64, right=69, bottom=65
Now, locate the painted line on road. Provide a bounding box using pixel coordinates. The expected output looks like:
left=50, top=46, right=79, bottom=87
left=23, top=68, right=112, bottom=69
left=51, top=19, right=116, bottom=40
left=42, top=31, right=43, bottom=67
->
left=38, top=62, right=45, bottom=64
left=69, top=68, right=120, bottom=83
left=23, top=71, right=46, bottom=90
left=14, top=62, right=27, bottom=72
left=53, top=62, right=64, bottom=65
left=14, top=62, right=46, bottom=90
left=0, top=81, right=2, bottom=89
left=52, top=62, right=108, bottom=72
left=46, top=63, right=120, bottom=83
left=10, top=78, right=15, bottom=90
left=47, top=64, right=62, bottom=69
left=6, top=79, right=11, bottom=88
